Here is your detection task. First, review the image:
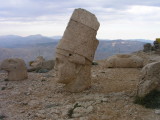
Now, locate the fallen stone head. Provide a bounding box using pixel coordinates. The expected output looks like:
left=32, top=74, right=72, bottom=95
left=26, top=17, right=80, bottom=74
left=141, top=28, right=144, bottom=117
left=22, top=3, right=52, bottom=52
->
left=0, top=58, right=28, bottom=81
left=105, top=54, right=143, bottom=68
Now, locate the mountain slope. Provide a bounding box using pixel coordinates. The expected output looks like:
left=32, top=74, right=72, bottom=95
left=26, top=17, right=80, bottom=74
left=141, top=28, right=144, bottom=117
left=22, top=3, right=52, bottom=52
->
left=0, top=35, right=152, bottom=63
left=0, top=40, right=146, bottom=63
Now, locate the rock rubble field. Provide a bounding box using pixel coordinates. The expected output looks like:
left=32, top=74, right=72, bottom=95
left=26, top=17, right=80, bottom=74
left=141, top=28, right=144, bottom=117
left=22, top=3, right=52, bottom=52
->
left=1, top=51, right=160, bottom=120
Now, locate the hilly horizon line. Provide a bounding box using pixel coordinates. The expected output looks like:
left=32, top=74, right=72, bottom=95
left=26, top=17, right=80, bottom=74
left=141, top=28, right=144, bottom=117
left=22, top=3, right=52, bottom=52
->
left=0, top=34, right=154, bottom=42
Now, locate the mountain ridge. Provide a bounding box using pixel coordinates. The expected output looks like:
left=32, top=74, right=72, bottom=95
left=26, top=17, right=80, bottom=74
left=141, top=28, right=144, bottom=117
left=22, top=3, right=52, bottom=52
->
left=0, top=35, right=151, bottom=63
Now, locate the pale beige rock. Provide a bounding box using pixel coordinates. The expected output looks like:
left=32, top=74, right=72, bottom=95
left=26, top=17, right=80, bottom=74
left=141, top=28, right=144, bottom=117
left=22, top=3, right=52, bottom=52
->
left=29, top=56, right=54, bottom=72
left=71, top=8, right=100, bottom=30
left=105, top=54, right=143, bottom=68
left=137, top=62, right=160, bottom=97
left=55, top=8, right=99, bottom=92
left=56, top=20, right=99, bottom=62
left=73, top=106, right=93, bottom=118
left=30, top=56, right=45, bottom=68
left=0, top=58, right=28, bottom=80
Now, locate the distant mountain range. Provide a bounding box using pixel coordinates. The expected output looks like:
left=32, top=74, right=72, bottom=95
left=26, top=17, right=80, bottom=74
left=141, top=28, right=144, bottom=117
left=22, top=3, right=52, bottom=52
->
left=0, top=34, right=57, bottom=48
left=0, top=35, right=153, bottom=64
left=99, top=39, right=153, bottom=43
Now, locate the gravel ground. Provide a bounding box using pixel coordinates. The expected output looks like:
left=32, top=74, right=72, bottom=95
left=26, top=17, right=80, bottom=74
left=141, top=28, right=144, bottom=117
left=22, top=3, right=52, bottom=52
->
left=0, top=58, right=160, bottom=120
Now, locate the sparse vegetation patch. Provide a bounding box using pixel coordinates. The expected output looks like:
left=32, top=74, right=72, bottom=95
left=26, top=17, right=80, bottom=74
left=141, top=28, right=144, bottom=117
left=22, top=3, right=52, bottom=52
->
left=134, top=90, right=160, bottom=109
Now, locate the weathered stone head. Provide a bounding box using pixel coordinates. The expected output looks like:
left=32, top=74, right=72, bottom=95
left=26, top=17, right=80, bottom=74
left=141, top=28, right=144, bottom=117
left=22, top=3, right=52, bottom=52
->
left=0, top=58, right=28, bottom=81
left=105, top=54, right=143, bottom=68
left=55, top=8, right=100, bottom=92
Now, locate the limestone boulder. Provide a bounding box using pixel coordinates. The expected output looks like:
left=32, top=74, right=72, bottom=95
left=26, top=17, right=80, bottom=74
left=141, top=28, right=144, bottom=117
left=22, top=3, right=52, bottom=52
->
left=137, top=62, right=160, bottom=97
left=105, top=54, right=143, bottom=68
left=0, top=58, right=28, bottom=81
left=30, top=56, right=45, bottom=68
left=28, top=56, right=55, bottom=72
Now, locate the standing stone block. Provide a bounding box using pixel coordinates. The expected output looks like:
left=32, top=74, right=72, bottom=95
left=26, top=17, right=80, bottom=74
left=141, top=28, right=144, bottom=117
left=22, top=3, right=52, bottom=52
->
left=55, top=8, right=100, bottom=92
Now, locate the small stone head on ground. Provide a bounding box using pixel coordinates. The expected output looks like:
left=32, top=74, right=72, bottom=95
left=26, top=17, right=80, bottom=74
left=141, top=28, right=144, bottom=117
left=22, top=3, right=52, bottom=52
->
left=0, top=58, right=28, bottom=81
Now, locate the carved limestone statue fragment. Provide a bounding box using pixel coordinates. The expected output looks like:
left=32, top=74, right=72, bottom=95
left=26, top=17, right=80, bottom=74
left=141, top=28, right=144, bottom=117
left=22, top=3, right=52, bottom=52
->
left=55, top=8, right=100, bottom=92
left=0, top=58, right=28, bottom=81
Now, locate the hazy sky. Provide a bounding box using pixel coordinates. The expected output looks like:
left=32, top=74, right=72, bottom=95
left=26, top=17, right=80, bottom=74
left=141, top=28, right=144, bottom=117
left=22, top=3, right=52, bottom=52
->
left=0, top=0, right=160, bottom=40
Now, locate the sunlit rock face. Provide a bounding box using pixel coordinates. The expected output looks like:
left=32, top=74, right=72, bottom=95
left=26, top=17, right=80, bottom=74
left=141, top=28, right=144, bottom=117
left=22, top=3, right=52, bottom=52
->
left=30, top=56, right=45, bottom=68
left=0, top=58, right=28, bottom=81
left=137, top=62, right=160, bottom=97
left=105, top=54, right=143, bottom=68
left=55, top=8, right=100, bottom=92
